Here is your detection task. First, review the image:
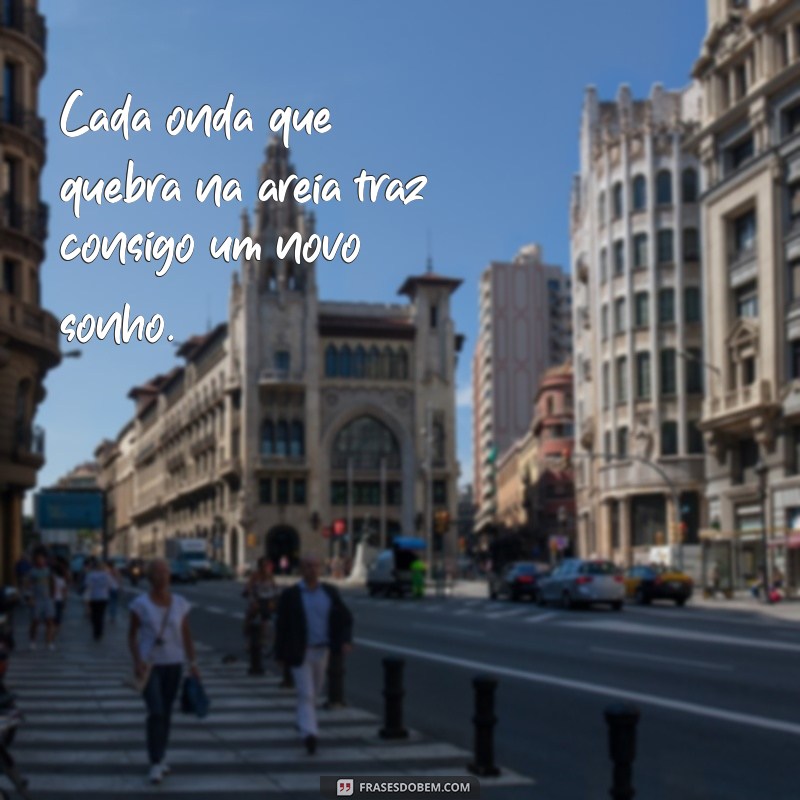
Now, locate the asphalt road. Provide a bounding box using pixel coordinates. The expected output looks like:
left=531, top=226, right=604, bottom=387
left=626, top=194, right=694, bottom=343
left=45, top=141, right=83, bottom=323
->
left=168, top=579, right=800, bottom=800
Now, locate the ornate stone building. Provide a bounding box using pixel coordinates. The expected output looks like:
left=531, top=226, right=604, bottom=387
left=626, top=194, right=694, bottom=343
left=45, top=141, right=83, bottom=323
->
left=692, top=0, right=800, bottom=589
left=0, top=0, right=58, bottom=583
left=104, top=139, right=463, bottom=571
left=571, top=85, right=707, bottom=571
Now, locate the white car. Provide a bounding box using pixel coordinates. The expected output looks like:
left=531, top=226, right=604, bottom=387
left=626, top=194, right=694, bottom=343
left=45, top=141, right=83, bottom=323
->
left=538, top=558, right=625, bottom=610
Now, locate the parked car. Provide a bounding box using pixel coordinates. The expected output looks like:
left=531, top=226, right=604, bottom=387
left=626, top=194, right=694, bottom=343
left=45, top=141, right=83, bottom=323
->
left=208, top=560, right=234, bottom=580
left=624, top=565, right=693, bottom=606
left=489, top=562, right=550, bottom=602
left=538, top=558, right=624, bottom=610
left=169, top=560, right=198, bottom=584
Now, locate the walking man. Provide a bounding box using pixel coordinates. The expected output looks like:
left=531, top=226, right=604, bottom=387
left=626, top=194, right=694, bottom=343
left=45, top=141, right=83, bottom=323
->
left=84, top=558, right=113, bottom=641
left=275, top=554, right=353, bottom=755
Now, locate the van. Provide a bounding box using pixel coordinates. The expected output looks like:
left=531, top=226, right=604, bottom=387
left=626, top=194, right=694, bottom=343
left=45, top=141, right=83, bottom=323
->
left=366, top=547, right=416, bottom=597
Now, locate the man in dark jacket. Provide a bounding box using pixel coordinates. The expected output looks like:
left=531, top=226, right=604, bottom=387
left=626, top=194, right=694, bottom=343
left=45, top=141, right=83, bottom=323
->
left=275, top=554, right=353, bottom=754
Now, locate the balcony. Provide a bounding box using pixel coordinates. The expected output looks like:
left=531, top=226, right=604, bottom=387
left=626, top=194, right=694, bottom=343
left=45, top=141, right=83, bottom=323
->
left=1, top=198, right=49, bottom=243
left=0, top=293, right=60, bottom=364
left=219, top=456, right=241, bottom=479
left=705, top=379, right=778, bottom=431
left=0, top=1, right=46, bottom=52
left=257, top=453, right=308, bottom=471
left=0, top=100, right=45, bottom=148
left=258, top=368, right=304, bottom=387
left=13, top=421, right=44, bottom=468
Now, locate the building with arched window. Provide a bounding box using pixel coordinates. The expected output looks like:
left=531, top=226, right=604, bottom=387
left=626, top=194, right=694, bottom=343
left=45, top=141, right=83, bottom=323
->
left=571, top=84, right=706, bottom=571
left=0, top=1, right=60, bottom=584
left=101, top=139, right=464, bottom=572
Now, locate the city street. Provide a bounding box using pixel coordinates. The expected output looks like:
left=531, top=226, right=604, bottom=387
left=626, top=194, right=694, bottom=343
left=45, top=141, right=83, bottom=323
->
left=169, top=579, right=800, bottom=800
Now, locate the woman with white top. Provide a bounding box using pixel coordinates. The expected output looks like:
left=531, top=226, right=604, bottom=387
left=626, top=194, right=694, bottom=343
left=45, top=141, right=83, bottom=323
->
left=52, top=564, right=68, bottom=639
left=128, top=558, right=199, bottom=785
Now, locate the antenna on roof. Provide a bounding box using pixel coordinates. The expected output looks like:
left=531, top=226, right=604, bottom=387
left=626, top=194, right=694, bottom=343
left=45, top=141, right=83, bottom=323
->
left=426, top=229, right=433, bottom=273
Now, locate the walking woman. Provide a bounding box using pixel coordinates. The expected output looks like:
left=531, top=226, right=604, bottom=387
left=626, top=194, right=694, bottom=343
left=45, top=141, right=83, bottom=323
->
left=84, top=558, right=113, bottom=641
left=128, top=559, right=199, bottom=785
left=245, top=557, right=278, bottom=642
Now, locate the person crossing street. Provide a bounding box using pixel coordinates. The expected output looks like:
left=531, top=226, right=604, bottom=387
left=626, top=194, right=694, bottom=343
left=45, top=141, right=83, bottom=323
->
left=274, top=554, right=353, bottom=755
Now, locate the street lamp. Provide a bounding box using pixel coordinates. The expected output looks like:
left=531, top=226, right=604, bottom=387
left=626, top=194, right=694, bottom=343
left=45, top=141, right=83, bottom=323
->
left=755, top=459, right=772, bottom=604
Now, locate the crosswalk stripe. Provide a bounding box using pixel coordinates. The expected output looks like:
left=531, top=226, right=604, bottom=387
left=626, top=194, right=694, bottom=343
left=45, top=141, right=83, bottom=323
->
left=2, top=609, right=533, bottom=796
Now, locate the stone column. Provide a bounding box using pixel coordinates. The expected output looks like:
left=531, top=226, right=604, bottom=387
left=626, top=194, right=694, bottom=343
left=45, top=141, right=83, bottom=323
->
left=619, top=496, right=632, bottom=567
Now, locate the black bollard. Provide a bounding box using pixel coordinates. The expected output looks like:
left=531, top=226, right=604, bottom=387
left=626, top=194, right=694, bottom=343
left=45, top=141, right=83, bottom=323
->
left=325, top=649, right=346, bottom=709
left=247, top=618, right=264, bottom=676
left=468, top=676, right=500, bottom=777
left=379, top=658, right=408, bottom=739
left=605, top=703, right=640, bottom=800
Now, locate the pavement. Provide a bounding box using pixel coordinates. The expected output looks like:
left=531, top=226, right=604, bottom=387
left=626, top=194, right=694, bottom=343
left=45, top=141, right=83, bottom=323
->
left=0, top=592, right=532, bottom=799
left=170, top=578, right=800, bottom=800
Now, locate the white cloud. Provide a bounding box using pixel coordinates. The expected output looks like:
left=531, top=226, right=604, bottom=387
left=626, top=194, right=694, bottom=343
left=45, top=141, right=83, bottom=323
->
left=456, top=385, right=472, bottom=409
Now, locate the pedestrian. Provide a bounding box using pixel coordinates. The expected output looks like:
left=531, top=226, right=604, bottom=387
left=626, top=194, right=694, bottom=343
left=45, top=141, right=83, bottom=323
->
left=106, top=560, right=122, bottom=626
left=411, top=557, right=426, bottom=598
left=274, top=554, right=353, bottom=755
left=128, top=559, right=199, bottom=786
left=14, top=552, right=32, bottom=595
left=52, top=563, right=69, bottom=639
left=244, top=557, right=278, bottom=653
left=84, top=557, right=113, bottom=641
left=26, top=546, right=56, bottom=651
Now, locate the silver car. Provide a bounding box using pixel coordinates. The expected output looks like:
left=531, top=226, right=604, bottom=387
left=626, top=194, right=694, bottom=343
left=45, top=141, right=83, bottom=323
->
left=538, top=558, right=625, bottom=610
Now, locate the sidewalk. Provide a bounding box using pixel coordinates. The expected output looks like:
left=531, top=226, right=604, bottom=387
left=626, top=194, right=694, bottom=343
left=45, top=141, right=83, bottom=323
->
left=0, top=599, right=532, bottom=799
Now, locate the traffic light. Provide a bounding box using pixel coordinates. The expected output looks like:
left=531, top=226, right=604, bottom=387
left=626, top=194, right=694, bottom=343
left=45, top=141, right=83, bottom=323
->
left=434, top=510, right=450, bottom=534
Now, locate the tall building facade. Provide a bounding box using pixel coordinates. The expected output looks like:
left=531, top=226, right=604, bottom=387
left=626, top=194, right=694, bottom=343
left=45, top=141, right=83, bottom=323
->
left=472, top=245, right=571, bottom=535
left=692, top=0, right=800, bottom=588
left=0, top=1, right=58, bottom=583
left=571, top=85, right=707, bottom=569
left=101, top=139, right=463, bottom=571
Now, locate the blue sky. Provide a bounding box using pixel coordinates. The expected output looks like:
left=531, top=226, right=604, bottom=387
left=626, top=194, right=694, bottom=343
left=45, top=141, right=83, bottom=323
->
left=34, top=0, right=707, bottom=497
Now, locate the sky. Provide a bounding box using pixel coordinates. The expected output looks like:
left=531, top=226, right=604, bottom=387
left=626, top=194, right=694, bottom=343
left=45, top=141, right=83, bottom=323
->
left=33, top=0, right=708, bottom=499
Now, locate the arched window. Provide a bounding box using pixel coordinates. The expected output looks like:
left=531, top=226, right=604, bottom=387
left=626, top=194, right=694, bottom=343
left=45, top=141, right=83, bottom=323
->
left=682, top=168, right=698, bottom=203
left=656, top=170, right=673, bottom=206
left=388, top=349, right=399, bottom=379
left=261, top=420, right=275, bottom=456
left=276, top=421, right=289, bottom=456
left=331, top=415, right=401, bottom=470
left=382, top=346, right=393, bottom=379
left=15, top=379, right=30, bottom=444
left=432, top=416, right=446, bottom=465
left=290, top=421, right=304, bottom=457
left=367, top=346, right=380, bottom=379
left=683, top=227, right=700, bottom=262
left=632, top=175, right=647, bottom=212
left=353, top=345, right=366, bottom=379
left=397, top=349, right=409, bottom=380
left=325, top=344, right=338, bottom=377
left=339, top=345, right=352, bottom=378
left=612, top=182, right=624, bottom=219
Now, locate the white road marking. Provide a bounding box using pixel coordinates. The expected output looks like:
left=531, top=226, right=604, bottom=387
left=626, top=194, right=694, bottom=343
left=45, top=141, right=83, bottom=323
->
left=589, top=646, right=734, bottom=672
left=562, top=619, right=800, bottom=653
left=356, top=636, right=800, bottom=737
left=524, top=613, right=559, bottom=624
left=205, top=605, right=226, bottom=614
left=410, top=623, right=484, bottom=638
left=483, top=608, right=528, bottom=619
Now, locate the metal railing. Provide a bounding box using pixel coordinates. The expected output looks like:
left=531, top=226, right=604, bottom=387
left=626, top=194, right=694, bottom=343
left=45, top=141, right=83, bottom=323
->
left=0, top=1, right=46, bottom=50
left=0, top=198, right=49, bottom=240
left=0, top=99, right=45, bottom=145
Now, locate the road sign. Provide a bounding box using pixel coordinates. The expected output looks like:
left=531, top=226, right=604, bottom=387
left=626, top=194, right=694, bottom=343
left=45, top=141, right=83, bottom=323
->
left=35, top=490, right=103, bottom=530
